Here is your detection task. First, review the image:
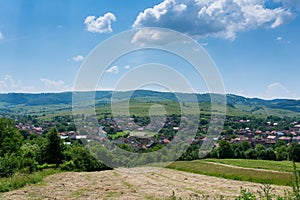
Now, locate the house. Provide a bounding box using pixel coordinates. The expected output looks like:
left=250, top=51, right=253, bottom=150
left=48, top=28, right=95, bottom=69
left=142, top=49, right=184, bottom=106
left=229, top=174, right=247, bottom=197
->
left=146, top=140, right=155, bottom=148
left=267, top=135, right=277, bottom=140
left=138, top=127, right=144, bottom=131
left=163, top=139, right=170, bottom=143
left=278, top=136, right=291, bottom=143
left=277, top=132, right=285, bottom=136
left=293, top=136, right=300, bottom=144
left=76, top=135, right=87, bottom=140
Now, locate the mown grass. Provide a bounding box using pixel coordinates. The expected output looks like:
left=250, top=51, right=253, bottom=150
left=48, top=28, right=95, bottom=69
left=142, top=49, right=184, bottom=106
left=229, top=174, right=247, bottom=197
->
left=205, top=158, right=300, bottom=172
left=0, top=169, right=59, bottom=192
left=166, top=160, right=294, bottom=186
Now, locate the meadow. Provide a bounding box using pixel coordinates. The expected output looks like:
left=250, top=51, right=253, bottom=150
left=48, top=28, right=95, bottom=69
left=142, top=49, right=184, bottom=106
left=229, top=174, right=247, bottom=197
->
left=166, top=159, right=296, bottom=186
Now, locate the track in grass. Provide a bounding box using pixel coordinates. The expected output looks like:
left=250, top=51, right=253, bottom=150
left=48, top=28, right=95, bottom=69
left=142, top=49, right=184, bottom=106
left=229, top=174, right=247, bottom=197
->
left=166, top=160, right=294, bottom=186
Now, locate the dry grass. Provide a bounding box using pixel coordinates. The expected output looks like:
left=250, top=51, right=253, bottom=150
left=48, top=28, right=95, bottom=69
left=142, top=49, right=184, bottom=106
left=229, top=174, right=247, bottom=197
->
left=0, top=167, right=290, bottom=200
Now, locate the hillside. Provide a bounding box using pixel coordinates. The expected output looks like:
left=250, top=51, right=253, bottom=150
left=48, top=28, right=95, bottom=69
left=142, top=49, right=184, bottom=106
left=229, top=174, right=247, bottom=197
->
left=0, top=167, right=290, bottom=200
left=0, top=90, right=299, bottom=118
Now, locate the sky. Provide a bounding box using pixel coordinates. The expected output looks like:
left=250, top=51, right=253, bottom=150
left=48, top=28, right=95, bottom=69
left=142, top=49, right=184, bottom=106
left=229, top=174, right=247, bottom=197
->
left=0, top=0, right=300, bottom=99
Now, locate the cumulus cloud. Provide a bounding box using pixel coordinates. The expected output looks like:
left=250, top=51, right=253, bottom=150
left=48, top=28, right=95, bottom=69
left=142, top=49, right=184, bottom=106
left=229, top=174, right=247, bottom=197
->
left=106, top=66, right=119, bottom=74
left=84, top=12, right=116, bottom=33
left=73, top=55, right=84, bottom=62
left=264, top=82, right=296, bottom=99
left=131, top=28, right=188, bottom=47
left=0, top=75, right=34, bottom=93
left=133, top=0, right=296, bottom=39
left=40, top=78, right=71, bottom=92
left=0, top=32, right=3, bottom=40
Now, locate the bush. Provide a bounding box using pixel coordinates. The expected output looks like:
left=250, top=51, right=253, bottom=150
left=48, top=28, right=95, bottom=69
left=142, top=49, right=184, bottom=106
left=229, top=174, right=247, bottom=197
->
left=236, top=188, right=256, bottom=200
left=60, top=160, right=76, bottom=171
left=0, top=155, right=21, bottom=177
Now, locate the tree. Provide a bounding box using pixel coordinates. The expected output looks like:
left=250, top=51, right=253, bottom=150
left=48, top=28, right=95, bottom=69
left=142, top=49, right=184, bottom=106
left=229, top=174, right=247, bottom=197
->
left=275, top=145, right=288, bottom=161
left=244, top=149, right=257, bottom=159
left=255, top=144, right=267, bottom=160
left=44, top=128, right=64, bottom=165
left=275, top=140, right=286, bottom=148
left=0, top=118, right=23, bottom=157
left=289, top=143, right=300, bottom=162
left=217, top=140, right=234, bottom=158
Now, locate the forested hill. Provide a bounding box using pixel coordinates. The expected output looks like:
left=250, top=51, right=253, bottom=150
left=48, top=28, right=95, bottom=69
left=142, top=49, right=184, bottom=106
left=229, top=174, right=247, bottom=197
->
left=0, top=90, right=300, bottom=114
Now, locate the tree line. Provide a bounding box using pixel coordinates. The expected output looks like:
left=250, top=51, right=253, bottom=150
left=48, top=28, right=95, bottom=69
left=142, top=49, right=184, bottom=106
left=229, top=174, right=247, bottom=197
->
left=0, top=118, right=110, bottom=178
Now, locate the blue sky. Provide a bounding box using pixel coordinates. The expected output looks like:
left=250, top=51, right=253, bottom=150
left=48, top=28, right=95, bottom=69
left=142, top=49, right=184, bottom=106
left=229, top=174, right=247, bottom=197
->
left=0, top=0, right=299, bottom=99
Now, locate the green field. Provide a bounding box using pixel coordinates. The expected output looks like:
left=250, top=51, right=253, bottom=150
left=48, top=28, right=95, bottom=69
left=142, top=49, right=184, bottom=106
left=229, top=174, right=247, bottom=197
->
left=205, top=158, right=300, bottom=173
left=0, top=169, right=59, bottom=192
left=166, top=159, right=296, bottom=186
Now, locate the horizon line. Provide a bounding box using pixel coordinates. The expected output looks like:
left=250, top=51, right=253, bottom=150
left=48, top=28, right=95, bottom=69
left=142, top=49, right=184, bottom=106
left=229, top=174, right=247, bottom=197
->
left=0, top=89, right=299, bottom=101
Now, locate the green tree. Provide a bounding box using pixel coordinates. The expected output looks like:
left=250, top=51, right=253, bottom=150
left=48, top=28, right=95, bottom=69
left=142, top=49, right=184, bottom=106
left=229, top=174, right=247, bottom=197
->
left=289, top=143, right=300, bottom=162
left=44, top=128, right=64, bottom=165
left=275, top=145, right=288, bottom=161
left=255, top=144, right=267, bottom=159
left=244, top=149, right=257, bottom=159
left=217, top=140, right=234, bottom=158
left=0, top=118, right=23, bottom=157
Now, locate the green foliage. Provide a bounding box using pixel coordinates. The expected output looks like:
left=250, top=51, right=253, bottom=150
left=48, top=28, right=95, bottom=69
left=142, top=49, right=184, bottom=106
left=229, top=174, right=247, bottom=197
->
left=63, top=144, right=108, bottom=172
left=289, top=143, right=300, bottom=162
left=0, top=169, right=59, bottom=192
left=44, top=127, right=64, bottom=165
left=236, top=188, right=256, bottom=200
left=275, top=146, right=289, bottom=161
left=0, top=118, right=23, bottom=157
left=217, top=140, right=234, bottom=158
left=0, top=154, right=21, bottom=177
left=292, top=161, right=300, bottom=199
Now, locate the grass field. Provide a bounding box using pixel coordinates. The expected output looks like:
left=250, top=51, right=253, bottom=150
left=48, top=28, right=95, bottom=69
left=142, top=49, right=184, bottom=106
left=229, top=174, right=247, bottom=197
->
left=205, top=158, right=300, bottom=172
left=0, top=169, right=59, bottom=192
left=166, top=159, right=295, bottom=186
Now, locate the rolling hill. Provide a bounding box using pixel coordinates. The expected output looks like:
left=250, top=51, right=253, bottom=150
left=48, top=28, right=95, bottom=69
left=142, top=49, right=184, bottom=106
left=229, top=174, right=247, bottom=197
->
left=0, top=90, right=299, bottom=118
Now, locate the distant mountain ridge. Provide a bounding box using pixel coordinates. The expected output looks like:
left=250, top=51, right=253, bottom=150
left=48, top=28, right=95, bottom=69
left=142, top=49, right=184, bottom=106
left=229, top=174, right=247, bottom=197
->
left=0, top=90, right=300, bottom=114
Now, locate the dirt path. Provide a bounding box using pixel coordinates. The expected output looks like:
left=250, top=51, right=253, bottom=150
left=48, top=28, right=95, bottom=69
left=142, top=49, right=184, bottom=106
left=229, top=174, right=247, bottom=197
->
left=204, top=161, right=291, bottom=174
left=0, top=167, right=291, bottom=200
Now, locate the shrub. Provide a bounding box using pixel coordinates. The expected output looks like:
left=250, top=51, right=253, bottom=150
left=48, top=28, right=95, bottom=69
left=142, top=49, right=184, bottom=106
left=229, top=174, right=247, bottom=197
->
left=0, top=155, right=20, bottom=177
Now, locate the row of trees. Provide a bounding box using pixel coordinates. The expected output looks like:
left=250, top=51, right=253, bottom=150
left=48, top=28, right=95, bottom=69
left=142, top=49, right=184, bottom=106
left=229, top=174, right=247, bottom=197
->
left=211, top=140, right=300, bottom=161
left=0, top=118, right=110, bottom=178
left=177, top=140, right=300, bottom=162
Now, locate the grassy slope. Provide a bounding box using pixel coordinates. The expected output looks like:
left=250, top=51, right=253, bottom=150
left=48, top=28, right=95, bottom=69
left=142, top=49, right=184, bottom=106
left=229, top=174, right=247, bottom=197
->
left=166, top=159, right=295, bottom=186
left=205, top=158, right=300, bottom=173
left=0, top=169, right=59, bottom=192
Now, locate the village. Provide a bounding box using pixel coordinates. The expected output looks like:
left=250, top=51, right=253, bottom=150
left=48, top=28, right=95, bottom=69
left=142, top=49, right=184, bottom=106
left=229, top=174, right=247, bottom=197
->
left=14, top=114, right=300, bottom=152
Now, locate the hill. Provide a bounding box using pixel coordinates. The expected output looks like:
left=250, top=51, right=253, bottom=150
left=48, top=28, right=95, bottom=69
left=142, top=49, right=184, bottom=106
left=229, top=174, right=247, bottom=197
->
left=0, top=90, right=299, bottom=118
left=0, top=167, right=290, bottom=200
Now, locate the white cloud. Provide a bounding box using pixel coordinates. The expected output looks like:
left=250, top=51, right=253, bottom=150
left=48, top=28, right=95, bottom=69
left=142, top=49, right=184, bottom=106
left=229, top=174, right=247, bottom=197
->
left=124, top=65, right=130, bottom=69
left=131, top=28, right=187, bottom=47
left=40, top=78, right=71, bottom=92
left=264, top=82, right=296, bottom=99
left=84, top=12, right=116, bottom=33
left=106, top=65, right=119, bottom=74
left=275, top=36, right=291, bottom=44
left=276, top=36, right=283, bottom=41
left=73, top=55, right=84, bottom=62
left=133, top=0, right=295, bottom=40
left=0, top=32, right=3, bottom=41
left=0, top=75, right=35, bottom=93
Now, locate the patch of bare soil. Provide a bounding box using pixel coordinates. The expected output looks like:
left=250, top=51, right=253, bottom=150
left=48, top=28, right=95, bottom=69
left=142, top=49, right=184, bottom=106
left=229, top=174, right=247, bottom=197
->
left=0, top=167, right=290, bottom=200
